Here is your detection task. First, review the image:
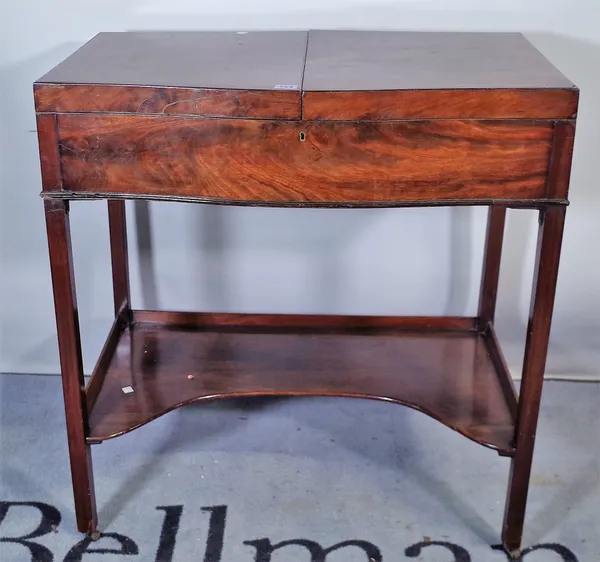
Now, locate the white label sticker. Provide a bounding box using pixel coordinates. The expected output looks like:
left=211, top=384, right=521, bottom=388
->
left=122, top=386, right=134, bottom=394
left=274, top=84, right=298, bottom=90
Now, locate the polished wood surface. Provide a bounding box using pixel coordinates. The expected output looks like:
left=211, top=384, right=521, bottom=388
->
left=547, top=121, right=577, bottom=199
left=34, top=84, right=302, bottom=119
left=35, top=31, right=307, bottom=119
left=482, top=323, right=519, bottom=423
left=303, top=31, right=576, bottom=121
left=107, top=200, right=130, bottom=317
left=85, top=310, right=127, bottom=414
left=44, top=199, right=97, bottom=535
left=56, top=114, right=554, bottom=204
left=132, top=310, right=478, bottom=331
left=86, top=312, right=516, bottom=454
left=302, top=89, right=578, bottom=120
left=36, top=114, right=61, bottom=191
left=37, top=31, right=308, bottom=90
left=502, top=206, right=567, bottom=555
left=478, top=206, right=507, bottom=329
left=304, top=31, right=574, bottom=91
left=36, top=29, right=578, bottom=553
left=35, top=30, right=577, bottom=122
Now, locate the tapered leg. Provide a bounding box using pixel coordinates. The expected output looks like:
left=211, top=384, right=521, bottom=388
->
left=108, top=200, right=131, bottom=318
left=44, top=199, right=98, bottom=536
left=478, top=206, right=507, bottom=329
left=502, top=206, right=566, bottom=557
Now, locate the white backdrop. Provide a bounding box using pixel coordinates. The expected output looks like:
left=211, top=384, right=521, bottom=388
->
left=1, top=1, right=599, bottom=378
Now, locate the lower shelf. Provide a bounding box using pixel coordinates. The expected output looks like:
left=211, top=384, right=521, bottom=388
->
left=85, top=311, right=517, bottom=455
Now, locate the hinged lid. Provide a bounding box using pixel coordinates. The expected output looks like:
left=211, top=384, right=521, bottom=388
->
left=35, top=31, right=308, bottom=119
left=35, top=30, right=577, bottom=120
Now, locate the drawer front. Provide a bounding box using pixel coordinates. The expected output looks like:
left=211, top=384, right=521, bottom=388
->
left=57, top=114, right=554, bottom=204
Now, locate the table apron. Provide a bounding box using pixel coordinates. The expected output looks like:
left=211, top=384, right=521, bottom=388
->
left=53, top=114, right=560, bottom=205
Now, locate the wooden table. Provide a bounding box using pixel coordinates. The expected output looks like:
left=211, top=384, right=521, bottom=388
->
left=35, top=30, right=578, bottom=558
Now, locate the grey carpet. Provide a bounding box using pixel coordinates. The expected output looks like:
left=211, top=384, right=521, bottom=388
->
left=0, top=375, right=598, bottom=562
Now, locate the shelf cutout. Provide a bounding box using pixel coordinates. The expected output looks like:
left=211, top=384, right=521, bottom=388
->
left=86, top=311, right=516, bottom=455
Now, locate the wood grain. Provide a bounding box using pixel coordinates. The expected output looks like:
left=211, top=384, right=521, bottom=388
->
left=132, top=310, right=478, bottom=331
left=35, top=29, right=580, bottom=548
left=86, top=310, right=127, bottom=412
left=35, top=84, right=301, bottom=119
left=478, top=206, right=507, bottom=328
left=302, top=89, right=578, bottom=120
left=56, top=114, right=554, bottom=204
left=502, top=205, right=566, bottom=555
left=36, top=114, right=62, bottom=191
left=44, top=199, right=97, bottom=535
left=107, top=200, right=131, bottom=317
left=546, top=121, right=577, bottom=199
left=86, top=312, right=516, bottom=454
left=482, top=322, right=518, bottom=423
left=36, top=31, right=308, bottom=92
left=304, top=31, right=574, bottom=91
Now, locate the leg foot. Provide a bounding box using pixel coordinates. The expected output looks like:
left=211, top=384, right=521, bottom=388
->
left=89, top=530, right=101, bottom=542
left=503, top=544, right=521, bottom=560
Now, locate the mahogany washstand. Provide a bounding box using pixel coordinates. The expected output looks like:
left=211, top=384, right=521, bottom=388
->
left=34, top=30, right=578, bottom=558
